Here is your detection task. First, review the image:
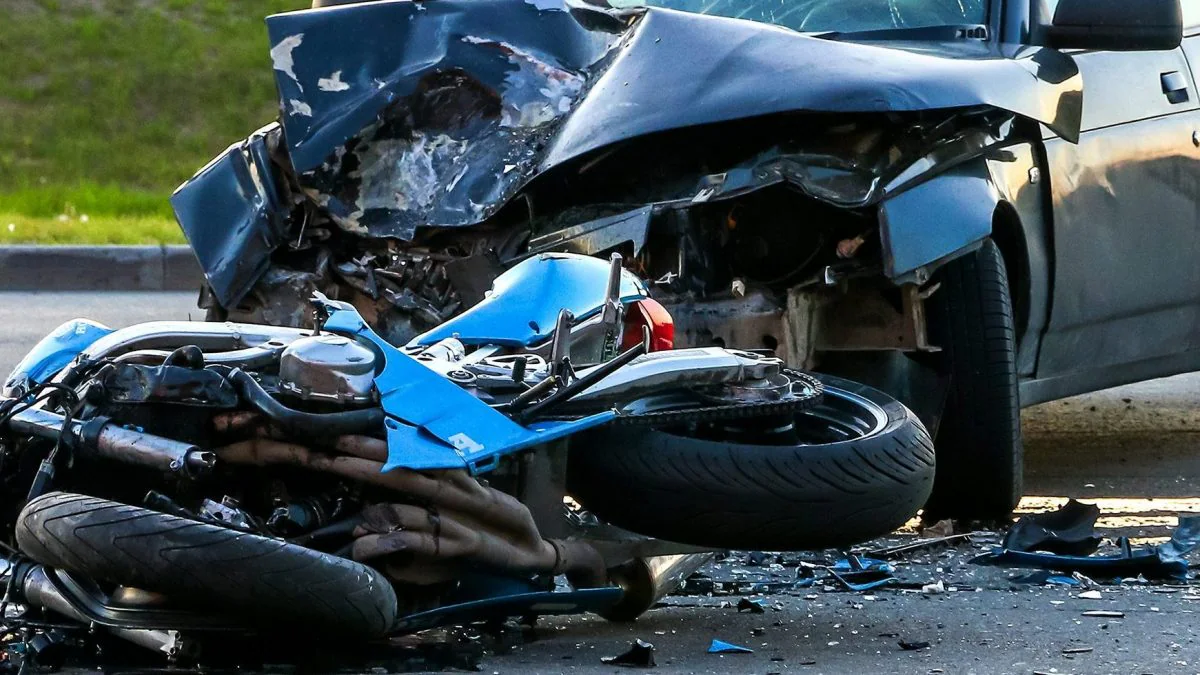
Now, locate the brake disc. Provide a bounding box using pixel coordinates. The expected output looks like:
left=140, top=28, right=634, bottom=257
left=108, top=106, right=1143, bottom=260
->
left=608, top=369, right=824, bottom=427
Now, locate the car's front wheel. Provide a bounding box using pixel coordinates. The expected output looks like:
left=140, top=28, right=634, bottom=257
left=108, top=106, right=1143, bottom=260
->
left=923, top=239, right=1022, bottom=521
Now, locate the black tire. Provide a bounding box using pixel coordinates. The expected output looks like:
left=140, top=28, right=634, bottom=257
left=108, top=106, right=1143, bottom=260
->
left=923, top=239, right=1022, bottom=521
left=566, top=374, right=935, bottom=550
left=16, top=492, right=398, bottom=637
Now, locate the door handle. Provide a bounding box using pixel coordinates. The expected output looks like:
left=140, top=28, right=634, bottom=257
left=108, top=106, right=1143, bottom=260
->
left=1162, top=71, right=1190, bottom=104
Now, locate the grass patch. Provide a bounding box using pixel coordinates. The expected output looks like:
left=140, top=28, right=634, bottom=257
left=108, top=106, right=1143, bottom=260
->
left=0, top=213, right=184, bottom=245
left=0, top=0, right=306, bottom=240
left=0, top=184, right=173, bottom=218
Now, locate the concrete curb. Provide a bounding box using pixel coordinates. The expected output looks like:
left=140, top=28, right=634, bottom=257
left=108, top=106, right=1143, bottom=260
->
left=0, top=246, right=203, bottom=292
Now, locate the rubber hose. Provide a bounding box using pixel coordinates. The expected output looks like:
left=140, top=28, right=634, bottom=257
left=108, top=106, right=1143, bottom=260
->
left=228, top=369, right=384, bottom=438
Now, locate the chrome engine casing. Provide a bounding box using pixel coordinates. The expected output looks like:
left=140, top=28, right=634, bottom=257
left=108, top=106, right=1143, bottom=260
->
left=278, top=334, right=377, bottom=405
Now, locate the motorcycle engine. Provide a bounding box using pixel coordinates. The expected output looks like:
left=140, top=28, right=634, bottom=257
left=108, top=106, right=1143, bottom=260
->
left=278, top=334, right=377, bottom=406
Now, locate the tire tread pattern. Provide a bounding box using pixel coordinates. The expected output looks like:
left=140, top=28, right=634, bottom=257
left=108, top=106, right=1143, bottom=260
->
left=16, top=492, right=398, bottom=636
left=924, top=239, right=1023, bottom=520
left=567, top=376, right=935, bottom=550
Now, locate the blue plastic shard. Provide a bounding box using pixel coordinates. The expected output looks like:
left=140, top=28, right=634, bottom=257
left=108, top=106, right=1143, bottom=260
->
left=323, top=299, right=614, bottom=473
left=708, top=639, right=754, bottom=654
left=831, top=555, right=893, bottom=574
left=827, top=568, right=897, bottom=592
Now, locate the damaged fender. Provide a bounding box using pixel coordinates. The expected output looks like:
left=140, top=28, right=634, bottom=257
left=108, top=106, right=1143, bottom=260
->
left=879, top=161, right=1000, bottom=280
left=171, top=124, right=289, bottom=308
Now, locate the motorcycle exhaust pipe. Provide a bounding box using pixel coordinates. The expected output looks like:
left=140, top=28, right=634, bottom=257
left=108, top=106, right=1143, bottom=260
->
left=6, top=407, right=215, bottom=476
left=20, top=565, right=197, bottom=660
left=599, top=552, right=715, bottom=621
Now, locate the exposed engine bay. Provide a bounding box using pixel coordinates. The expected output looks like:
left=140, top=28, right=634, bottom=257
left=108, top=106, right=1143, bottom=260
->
left=201, top=109, right=1010, bottom=371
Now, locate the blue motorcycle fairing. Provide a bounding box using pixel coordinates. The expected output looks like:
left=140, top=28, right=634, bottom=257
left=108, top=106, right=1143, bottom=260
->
left=410, top=253, right=649, bottom=348
left=322, top=299, right=614, bottom=474
left=2, top=319, right=114, bottom=398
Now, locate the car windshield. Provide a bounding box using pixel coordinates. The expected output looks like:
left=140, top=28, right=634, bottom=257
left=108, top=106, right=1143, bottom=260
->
left=606, top=0, right=988, bottom=34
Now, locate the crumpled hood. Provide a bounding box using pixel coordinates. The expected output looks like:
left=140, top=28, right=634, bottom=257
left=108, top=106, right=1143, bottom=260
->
left=268, top=0, right=1081, bottom=240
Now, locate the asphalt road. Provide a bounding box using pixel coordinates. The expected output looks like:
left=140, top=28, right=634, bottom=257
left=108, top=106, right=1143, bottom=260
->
left=2, top=292, right=1199, bottom=674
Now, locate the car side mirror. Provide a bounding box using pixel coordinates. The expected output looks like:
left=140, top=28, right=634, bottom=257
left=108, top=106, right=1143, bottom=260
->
left=1047, top=0, right=1182, bottom=51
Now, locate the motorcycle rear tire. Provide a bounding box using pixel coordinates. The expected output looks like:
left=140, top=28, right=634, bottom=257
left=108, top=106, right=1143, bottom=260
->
left=566, top=374, right=934, bottom=550
left=16, top=492, right=398, bottom=637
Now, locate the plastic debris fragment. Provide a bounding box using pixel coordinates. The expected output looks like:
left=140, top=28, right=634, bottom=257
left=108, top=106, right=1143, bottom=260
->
left=708, top=639, right=754, bottom=654
left=1003, top=499, right=1103, bottom=555
left=736, top=598, right=766, bottom=614
left=972, top=507, right=1198, bottom=581
left=602, top=639, right=657, bottom=668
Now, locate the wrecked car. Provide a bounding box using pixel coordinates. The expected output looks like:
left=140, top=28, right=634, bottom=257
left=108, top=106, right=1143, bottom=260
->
left=173, top=0, right=1193, bottom=525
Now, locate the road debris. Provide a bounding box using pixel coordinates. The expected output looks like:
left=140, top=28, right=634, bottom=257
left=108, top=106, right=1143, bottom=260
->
left=1082, top=610, right=1125, bottom=618
left=602, top=640, right=657, bottom=668
left=1077, top=590, right=1102, bottom=600
left=1012, top=571, right=1080, bottom=586
left=973, top=507, right=1200, bottom=581
left=1003, top=499, right=1102, bottom=555
left=921, top=519, right=956, bottom=538
left=708, top=639, right=754, bottom=654
left=921, top=581, right=946, bottom=595
left=866, top=533, right=975, bottom=560
left=826, top=555, right=898, bottom=592
left=737, top=598, right=766, bottom=614
left=1062, top=646, right=1094, bottom=654
left=898, top=640, right=931, bottom=651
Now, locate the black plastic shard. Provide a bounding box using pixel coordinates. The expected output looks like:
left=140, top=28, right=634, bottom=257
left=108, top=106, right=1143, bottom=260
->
left=737, top=598, right=766, bottom=614
left=602, top=640, right=656, bottom=668
left=1003, top=499, right=1102, bottom=555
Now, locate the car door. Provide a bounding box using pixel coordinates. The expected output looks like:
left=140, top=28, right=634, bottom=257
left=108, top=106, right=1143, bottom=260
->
left=1034, top=15, right=1200, bottom=387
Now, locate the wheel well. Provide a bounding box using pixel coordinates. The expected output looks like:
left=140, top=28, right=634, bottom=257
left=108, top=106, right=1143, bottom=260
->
left=989, top=202, right=1030, bottom=342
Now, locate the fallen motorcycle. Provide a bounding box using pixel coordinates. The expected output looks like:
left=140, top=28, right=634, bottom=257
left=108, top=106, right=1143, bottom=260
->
left=0, top=252, right=932, bottom=665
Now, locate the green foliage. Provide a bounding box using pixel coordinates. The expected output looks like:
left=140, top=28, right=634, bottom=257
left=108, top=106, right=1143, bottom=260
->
left=0, top=213, right=183, bottom=245
left=0, top=0, right=306, bottom=242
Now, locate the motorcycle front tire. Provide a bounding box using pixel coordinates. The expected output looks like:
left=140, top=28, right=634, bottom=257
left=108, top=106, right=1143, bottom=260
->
left=16, top=492, right=399, bottom=636
left=566, top=374, right=935, bottom=550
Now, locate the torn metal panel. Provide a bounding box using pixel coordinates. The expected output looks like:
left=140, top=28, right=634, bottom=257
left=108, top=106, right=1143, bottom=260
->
left=265, top=0, right=1081, bottom=241
left=171, top=124, right=289, bottom=308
